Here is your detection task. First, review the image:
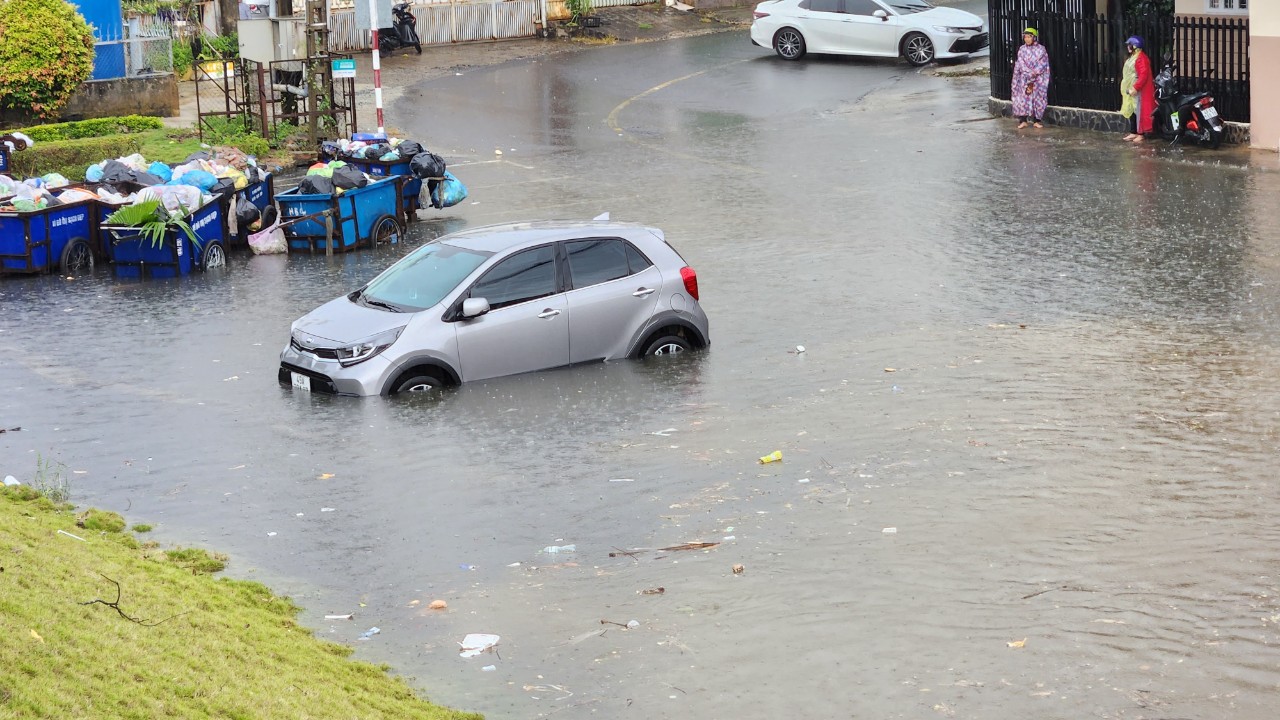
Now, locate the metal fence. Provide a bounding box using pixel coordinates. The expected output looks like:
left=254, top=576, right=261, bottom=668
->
left=330, top=0, right=553, bottom=51
left=989, top=5, right=1251, bottom=122
left=92, top=34, right=175, bottom=79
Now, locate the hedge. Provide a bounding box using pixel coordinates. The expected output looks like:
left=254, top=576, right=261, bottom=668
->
left=9, top=135, right=143, bottom=182
left=15, top=115, right=164, bottom=143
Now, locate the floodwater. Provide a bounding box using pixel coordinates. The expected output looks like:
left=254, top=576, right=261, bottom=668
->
left=6, top=28, right=1280, bottom=720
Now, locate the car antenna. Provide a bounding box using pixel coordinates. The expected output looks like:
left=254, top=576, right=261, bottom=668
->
left=592, top=212, right=610, bottom=221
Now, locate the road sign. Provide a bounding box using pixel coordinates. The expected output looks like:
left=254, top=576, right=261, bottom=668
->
left=354, top=0, right=392, bottom=31
left=331, top=58, right=356, bottom=79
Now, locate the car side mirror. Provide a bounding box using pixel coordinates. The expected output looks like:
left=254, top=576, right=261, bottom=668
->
left=462, top=297, right=490, bottom=318
left=873, top=9, right=887, bottom=20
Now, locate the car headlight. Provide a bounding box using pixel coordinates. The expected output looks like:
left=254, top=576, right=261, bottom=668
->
left=336, top=327, right=405, bottom=367
left=934, top=25, right=965, bottom=34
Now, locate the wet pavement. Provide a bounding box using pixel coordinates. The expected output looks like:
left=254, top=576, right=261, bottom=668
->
left=7, top=15, right=1280, bottom=720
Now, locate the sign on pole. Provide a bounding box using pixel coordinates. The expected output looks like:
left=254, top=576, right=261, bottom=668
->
left=354, top=0, right=393, bottom=31
left=331, top=58, right=356, bottom=79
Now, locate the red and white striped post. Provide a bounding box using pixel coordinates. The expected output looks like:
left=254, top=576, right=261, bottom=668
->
left=367, top=0, right=385, bottom=133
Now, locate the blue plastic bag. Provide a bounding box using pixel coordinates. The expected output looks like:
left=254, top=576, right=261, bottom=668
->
left=431, top=171, right=468, bottom=209
left=148, top=161, right=173, bottom=183
left=85, top=163, right=105, bottom=182
left=176, top=169, right=217, bottom=191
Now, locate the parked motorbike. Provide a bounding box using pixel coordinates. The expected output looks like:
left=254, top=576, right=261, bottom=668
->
left=1152, top=57, right=1225, bottom=149
left=377, top=2, right=422, bottom=56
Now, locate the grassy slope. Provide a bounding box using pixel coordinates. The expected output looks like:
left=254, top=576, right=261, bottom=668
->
left=0, top=489, right=481, bottom=720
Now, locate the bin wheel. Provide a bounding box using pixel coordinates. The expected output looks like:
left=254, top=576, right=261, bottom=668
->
left=372, top=215, right=401, bottom=247
left=60, top=237, right=95, bottom=273
left=202, top=241, right=227, bottom=270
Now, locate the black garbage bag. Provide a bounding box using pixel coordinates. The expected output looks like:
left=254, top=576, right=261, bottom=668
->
left=299, top=175, right=335, bottom=195
left=100, top=160, right=134, bottom=184
left=397, top=140, right=424, bottom=158
left=132, top=171, right=164, bottom=187
left=236, top=200, right=261, bottom=229
left=260, top=204, right=278, bottom=227
left=209, top=177, right=237, bottom=196
left=183, top=151, right=211, bottom=163
left=320, top=141, right=341, bottom=162
left=410, top=151, right=446, bottom=179
left=332, top=164, right=368, bottom=190
left=361, top=142, right=391, bottom=160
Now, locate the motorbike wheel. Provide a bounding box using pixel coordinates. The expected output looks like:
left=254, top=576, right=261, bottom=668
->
left=1196, top=112, right=1224, bottom=149
left=379, top=36, right=396, bottom=56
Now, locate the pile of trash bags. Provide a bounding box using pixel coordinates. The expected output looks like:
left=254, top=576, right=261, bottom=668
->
left=299, top=160, right=375, bottom=195
left=325, top=136, right=426, bottom=164
left=83, top=149, right=266, bottom=199
left=0, top=173, right=90, bottom=212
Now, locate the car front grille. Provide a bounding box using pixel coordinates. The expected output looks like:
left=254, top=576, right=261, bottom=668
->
left=291, top=336, right=340, bottom=360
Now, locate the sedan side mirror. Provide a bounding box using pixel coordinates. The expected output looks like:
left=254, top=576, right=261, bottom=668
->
left=873, top=9, right=887, bottom=20
left=462, top=297, right=491, bottom=318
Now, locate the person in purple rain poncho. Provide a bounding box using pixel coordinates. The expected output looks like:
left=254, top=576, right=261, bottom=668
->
left=1011, top=27, right=1050, bottom=129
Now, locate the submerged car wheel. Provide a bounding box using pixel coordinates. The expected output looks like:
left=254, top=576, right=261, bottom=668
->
left=201, top=242, right=227, bottom=270
left=643, top=335, right=692, bottom=357
left=774, top=28, right=805, bottom=61
left=394, top=374, right=443, bottom=394
left=902, top=33, right=935, bottom=66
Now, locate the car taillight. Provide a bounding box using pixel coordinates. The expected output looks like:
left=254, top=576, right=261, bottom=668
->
left=753, top=11, right=769, bottom=18
left=680, top=266, right=699, bottom=301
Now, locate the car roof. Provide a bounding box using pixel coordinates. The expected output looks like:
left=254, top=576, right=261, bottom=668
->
left=438, top=220, right=663, bottom=253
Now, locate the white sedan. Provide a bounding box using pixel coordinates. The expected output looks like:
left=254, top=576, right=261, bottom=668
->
left=750, top=0, right=987, bottom=66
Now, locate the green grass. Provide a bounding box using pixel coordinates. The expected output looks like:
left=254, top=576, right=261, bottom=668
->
left=0, top=488, right=482, bottom=720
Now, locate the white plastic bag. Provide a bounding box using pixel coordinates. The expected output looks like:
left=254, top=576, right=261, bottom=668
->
left=248, top=221, right=287, bottom=255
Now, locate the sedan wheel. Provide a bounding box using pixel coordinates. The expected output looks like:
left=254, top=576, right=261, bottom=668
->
left=903, top=33, right=935, bottom=67
left=394, top=374, right=443, bottom=394
left=774, top=28, right=805, bottom=61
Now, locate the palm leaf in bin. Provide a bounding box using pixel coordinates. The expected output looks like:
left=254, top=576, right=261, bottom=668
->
left=104, top=199, right=204, bottom=250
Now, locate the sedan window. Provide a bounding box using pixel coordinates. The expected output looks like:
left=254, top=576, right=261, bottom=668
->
left=886, top=0, right=933, bottom=12
left=470, top=245, right=558, bottom=310
left=844, top=0, right=885, bottom=14
left=803, top=0, right=842, bottom=12
left=566, top=239, right=634, bottom=289
left=625, top=243, right=652, bottom=274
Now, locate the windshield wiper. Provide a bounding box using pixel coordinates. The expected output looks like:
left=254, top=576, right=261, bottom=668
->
left=363, top=298, right=404, bottom=313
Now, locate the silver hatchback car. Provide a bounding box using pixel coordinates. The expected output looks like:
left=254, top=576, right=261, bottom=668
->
left=278, top=220, right=710, bottom=396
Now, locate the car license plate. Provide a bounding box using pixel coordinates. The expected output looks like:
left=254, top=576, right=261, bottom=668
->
left=1201, top=105, right=1218, bottom=119
left=291, top=372, right=311, bottom=392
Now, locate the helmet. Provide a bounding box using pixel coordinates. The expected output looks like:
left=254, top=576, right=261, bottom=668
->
left=1126, top=36, right=1143, bottom=49
left=1023, top=28, right=1038, bottom=37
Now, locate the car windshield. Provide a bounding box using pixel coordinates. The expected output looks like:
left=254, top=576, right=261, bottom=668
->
left=359, top=242, right=492, bottom=312
left=886, top=0, right=933, bottom=13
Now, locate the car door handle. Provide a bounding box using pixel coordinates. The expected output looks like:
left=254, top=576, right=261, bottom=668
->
left=538, top=308, right=561, bottom=319
left=632, top=287, right=656, bottom=297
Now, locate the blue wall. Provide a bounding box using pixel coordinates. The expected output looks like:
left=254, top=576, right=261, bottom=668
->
left=72, top=0, right=126, bottom=81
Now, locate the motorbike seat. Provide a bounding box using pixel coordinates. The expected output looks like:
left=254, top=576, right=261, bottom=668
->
left=1177, top=91, right=1211, bottom=106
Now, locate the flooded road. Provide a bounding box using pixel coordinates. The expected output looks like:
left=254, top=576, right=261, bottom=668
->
left=6, top=27, right=1280, bottom=719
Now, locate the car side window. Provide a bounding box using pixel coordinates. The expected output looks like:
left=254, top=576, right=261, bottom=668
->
left=470, top=245, right=557, bottom=310
left=844, top=0, right=883, bottom=15
left=565, top=239, right=632, bottom=290
left=807, top=0, right=842, bottom=12
left=625, top=243, right=652, bottom=274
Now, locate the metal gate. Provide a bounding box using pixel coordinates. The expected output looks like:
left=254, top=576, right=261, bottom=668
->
left=329, top=0, right=544, bottom=51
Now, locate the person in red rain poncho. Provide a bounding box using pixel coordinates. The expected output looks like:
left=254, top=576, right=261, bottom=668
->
left=1126, top=36, right=1156, bottom=143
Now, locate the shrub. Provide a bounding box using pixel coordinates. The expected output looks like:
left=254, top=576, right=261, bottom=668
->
left=16, top=115, right=164, bottom=143
left=0, top=0, right=95, bottom=120
left=10, top=135, right=144, bottom=181
left=565, top=0, right=592, bottom=22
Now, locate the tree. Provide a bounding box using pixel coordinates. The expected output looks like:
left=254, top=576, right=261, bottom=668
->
left=0, top=0, right=95, bottom=120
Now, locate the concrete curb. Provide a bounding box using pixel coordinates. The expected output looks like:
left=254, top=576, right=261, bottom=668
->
left=987, top=97, right=1251, bottom=146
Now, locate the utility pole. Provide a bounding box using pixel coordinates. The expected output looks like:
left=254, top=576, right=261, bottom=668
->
left=304, top=0, right=331, bottom=145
